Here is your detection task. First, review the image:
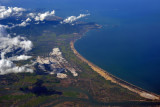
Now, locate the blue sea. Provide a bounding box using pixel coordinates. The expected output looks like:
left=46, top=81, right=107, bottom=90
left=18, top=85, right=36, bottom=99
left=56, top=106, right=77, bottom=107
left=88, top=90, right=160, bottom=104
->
left=2, top=0, right=160, bottom=94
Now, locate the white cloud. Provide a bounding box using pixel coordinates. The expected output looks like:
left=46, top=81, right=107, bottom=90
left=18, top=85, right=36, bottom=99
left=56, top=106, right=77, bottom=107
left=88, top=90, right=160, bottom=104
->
left=17, top=18, right=31, bottom=27
left=0, top=6, right=56, bottom=26
left=15, top=55, right=32, bottom=60
left=0, top=24, right=33, bottom=58
left=18, top=21, right=29, bottom=27
left=8, top=55, right=32, bottom=61
left=61, top=14, right=89, bottom=24
left=0, top=24, right=33, bottom=75
left=11, top=17, right=32, bottom=28
left=0, top=35, right=33, bottom=58
left=34, top=10, right=55, bottom=21
left=0, top=6, right=26, bottom=20
left=27, top=13, right=36, bottom=18
left=26, top=18, right=31, bottom=22
left=0, top=59, right=33, bottom=75
left=26, top=10, right=55, bottom=23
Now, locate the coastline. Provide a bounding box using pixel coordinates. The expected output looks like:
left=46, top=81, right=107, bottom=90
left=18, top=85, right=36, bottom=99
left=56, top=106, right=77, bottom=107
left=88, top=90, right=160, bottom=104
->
left=70, top=40, right=160, bottom=100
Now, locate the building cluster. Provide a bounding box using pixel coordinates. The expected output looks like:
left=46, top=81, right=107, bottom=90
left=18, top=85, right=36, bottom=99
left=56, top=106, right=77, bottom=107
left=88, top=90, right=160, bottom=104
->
left=36, top=48, right=78, bottom=78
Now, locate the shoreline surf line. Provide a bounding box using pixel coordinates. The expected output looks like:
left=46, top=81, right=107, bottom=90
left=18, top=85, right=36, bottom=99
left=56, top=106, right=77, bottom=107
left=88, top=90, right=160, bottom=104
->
left=70, top=40, right=159, bottom=100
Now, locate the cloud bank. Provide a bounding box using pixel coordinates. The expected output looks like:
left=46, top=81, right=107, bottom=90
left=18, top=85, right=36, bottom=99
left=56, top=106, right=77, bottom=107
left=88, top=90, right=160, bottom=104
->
left=0, top=6, right=34, bottom=74
left=0, top=6, right=56, bottom=27
left=61, top=14, right=89, bottom=24
left=0, top=24, right=33, bottom=75
left=0, top=5, right=89, bottom=27
left=15, top=10, right=55, bottom=27
left=0, top=26, right=32, bottom=58
left=0, top=6, right=26, bottom=20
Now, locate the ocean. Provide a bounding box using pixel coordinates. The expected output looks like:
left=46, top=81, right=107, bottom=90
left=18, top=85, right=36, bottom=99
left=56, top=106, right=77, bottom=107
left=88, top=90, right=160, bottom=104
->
left=2, top=0, right=160, bottom=94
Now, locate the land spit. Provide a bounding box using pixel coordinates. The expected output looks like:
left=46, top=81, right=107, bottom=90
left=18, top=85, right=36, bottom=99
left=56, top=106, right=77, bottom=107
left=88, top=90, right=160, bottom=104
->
left=70, top=41, right=160, bottom=100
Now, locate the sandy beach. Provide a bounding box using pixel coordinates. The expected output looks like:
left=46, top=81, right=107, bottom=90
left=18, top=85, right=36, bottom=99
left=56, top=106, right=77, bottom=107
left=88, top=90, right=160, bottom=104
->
left=70, top=41, right=160, bottom=100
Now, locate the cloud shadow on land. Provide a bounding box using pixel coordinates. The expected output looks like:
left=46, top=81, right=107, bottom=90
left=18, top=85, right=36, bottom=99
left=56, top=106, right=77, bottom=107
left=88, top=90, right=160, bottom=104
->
left=20, top=79, right=62, bottom=96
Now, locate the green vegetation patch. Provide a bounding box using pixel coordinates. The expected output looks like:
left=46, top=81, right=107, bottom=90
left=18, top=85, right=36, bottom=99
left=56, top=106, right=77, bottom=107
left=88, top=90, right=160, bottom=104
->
left=63, top=91, right=79, bottom=98
left=21, top=96, right=50, bottom=107
left=0, top=93, right=35, bottom=103
left=14, top=75, right=38, bottom=86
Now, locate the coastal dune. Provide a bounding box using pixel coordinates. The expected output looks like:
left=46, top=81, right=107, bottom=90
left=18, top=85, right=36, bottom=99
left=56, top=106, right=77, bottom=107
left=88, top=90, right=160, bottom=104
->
left=70, top=41, right=160, bottom=100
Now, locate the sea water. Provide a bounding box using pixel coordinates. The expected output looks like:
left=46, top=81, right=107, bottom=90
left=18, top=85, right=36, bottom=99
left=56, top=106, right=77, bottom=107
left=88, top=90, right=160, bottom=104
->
left=2, top=0, right=160, bottom=94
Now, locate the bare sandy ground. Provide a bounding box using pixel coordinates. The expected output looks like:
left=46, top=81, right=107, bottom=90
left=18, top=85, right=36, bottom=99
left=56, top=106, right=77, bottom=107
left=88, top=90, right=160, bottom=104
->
left=70, top=41, right=159, bottom=100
